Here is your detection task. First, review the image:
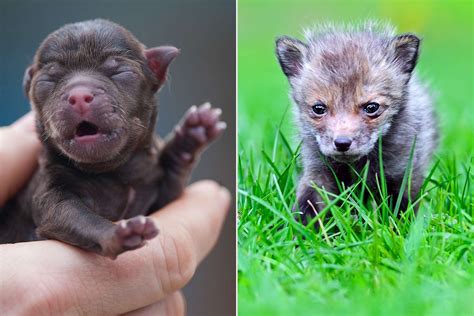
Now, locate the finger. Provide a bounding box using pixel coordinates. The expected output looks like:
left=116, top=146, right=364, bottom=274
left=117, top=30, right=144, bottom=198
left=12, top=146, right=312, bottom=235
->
left=123, top=291, right=185, bottom=316
left=150, top=180, right=231, bottom=263
left=0, top=112, right=41, bottom=206
left=0, top=180, right=230, bottom=315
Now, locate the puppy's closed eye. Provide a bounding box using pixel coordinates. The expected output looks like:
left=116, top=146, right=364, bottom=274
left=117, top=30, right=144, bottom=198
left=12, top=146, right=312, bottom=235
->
left=34, top=76, right=57, bottom=101
left=110, top=69, right=137, bottom=81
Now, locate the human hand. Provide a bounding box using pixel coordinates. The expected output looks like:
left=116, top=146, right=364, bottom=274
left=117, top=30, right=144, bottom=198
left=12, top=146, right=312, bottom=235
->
left=0, top=113, right=231, bottom=315
left=0, top=112, right=41, bottom=206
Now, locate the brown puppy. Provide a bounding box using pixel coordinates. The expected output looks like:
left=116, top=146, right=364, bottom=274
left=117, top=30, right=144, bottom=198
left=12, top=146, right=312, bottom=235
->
left=0, top=19, right=226, bottom=259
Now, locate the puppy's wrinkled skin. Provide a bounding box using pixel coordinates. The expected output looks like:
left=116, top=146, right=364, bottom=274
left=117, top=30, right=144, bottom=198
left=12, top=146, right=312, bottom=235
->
left=276, top=22, right=438, bottom=225
left=0, top=19, right=225, bottom=259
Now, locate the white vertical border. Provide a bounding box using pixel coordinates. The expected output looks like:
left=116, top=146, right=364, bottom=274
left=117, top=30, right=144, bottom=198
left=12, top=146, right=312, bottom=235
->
left=235, top=0, right=239, bottom=315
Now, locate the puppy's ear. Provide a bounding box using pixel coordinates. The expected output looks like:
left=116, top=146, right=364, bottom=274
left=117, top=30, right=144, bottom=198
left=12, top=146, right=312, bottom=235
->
left=23, top=66, right=35, bottom=98
left=144, top=46, right=180, bottom=91
left=276, top=36, right=307, bottom=78
left=392, top=34, right=420, bottom=74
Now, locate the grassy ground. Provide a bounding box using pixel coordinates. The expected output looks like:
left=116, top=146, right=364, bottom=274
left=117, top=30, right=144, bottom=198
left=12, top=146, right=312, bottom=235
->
left=238, top=1, right=474, bottom=315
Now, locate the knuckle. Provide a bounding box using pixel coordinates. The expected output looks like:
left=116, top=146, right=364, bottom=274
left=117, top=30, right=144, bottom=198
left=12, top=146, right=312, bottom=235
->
left=157, top=224, right=197, bottom=293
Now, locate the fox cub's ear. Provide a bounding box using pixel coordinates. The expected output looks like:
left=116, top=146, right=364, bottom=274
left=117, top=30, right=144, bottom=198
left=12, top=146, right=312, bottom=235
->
left=392, top=34, right=420, bottom=74
left=276, top=36, right=308, bottom=78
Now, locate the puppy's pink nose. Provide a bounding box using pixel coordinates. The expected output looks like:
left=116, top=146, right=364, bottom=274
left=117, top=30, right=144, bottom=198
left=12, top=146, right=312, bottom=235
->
left=68, top=87, right=94, bottom=115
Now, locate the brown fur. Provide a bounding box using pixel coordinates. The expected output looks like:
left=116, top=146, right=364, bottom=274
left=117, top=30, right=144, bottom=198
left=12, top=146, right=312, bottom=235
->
left=0, top=19, right=225, bottom=258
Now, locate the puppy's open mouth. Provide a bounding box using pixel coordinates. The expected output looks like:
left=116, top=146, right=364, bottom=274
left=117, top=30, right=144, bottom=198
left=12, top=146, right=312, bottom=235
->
left=70, top=120, right=124, bottom=146
left=60, top=119, right=126, bottom=163
left=76, top=121, right=99, bottom=137
left=75, top=121, right=99, bottom=138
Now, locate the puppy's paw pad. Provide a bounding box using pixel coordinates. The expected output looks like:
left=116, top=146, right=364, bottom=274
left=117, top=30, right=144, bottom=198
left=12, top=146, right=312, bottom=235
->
left=187, top=126, right=207, bottom=144
left=115, top=216, right=159, bottom=250
left=182, top=103, right=226, bottom=143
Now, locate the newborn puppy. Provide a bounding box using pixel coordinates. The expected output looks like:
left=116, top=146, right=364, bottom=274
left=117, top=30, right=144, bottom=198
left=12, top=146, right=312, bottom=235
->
left=0, top=19, right=225, bottom=258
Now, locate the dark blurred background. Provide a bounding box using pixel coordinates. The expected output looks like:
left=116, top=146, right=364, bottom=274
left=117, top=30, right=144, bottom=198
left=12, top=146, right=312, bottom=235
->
left=0, top=0, right=235, bottom=315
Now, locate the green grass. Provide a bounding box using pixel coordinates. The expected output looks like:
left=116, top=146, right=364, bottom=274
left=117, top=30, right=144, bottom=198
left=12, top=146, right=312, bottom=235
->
left=239, top=125, right=473, bottom=315
left=238, top=1, right=474, bottom=315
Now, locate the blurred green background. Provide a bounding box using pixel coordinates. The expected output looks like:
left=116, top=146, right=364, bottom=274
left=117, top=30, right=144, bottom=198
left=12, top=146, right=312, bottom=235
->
left=239, top=0, right=473, bottom=158
left=239, top=0, right=473, bottom=315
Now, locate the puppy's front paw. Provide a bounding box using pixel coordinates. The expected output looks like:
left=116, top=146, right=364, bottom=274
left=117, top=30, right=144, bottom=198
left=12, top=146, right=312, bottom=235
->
left=101, top=216, right=159, bottom=259
left=174, top=102, right=226, bottom=159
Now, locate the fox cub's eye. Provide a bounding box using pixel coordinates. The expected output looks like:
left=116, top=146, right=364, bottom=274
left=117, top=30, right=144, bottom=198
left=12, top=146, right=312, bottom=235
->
left=312, top=102, right=327, bottom=116
left=363, top=102, right=380, bottom=115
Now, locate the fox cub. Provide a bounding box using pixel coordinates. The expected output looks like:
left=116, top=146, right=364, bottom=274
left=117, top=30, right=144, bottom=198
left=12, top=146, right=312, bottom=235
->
left=276, top=22, right=438, bottom=224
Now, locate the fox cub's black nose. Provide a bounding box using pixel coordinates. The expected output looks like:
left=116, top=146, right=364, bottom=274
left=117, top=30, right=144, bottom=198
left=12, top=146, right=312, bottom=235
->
left=334, top=137, right=352, bottom=152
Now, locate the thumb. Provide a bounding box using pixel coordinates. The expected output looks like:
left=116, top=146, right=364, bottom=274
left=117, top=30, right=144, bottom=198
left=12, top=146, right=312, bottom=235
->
left=0, top=112, right=41, bottom=206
